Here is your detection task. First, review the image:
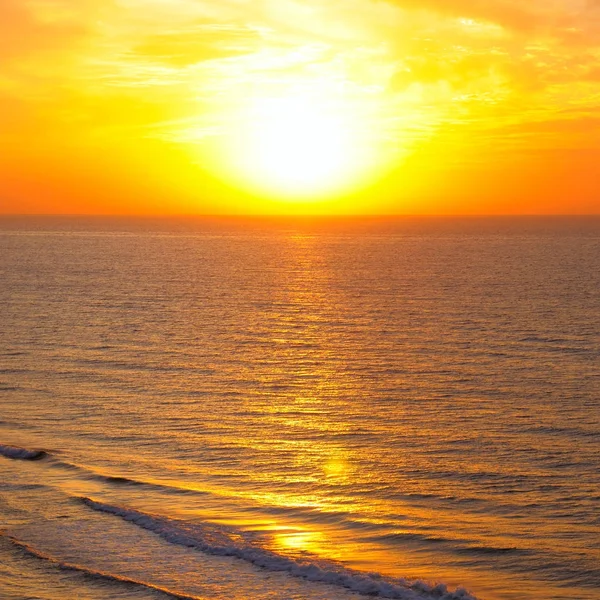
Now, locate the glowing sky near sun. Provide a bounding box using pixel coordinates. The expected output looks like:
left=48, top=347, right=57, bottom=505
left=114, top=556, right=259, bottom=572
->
left=1, top=0, right=599, bottom=214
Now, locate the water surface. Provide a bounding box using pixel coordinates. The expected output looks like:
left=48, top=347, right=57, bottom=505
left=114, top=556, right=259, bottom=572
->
left=1, top=216, right=599, bottom=600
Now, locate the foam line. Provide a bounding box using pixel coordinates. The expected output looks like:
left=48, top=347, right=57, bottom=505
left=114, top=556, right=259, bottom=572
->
left=79, top=497, right=477, bottom=600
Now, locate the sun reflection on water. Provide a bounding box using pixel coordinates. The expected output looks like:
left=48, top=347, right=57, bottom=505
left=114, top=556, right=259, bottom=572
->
left=272, top=527, right=326, bottom=556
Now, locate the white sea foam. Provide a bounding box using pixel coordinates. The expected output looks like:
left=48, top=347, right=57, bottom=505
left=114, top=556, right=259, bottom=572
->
left=79, top=497, right=477, bottom=600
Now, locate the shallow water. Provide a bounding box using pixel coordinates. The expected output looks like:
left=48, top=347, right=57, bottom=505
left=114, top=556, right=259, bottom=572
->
left=1, top=216, right=599, bottom=600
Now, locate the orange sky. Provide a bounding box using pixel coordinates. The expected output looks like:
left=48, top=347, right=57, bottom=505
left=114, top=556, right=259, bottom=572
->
left=1, top=0, right=599, bottom=215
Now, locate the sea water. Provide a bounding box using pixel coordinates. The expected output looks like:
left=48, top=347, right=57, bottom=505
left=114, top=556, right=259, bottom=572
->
left=1, top=216, right=599, bottom=600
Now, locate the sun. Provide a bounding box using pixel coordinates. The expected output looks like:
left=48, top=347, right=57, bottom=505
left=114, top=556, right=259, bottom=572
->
left=230, top=93, right=373, bottom=201
left=252, top=97, right=348, bottom=193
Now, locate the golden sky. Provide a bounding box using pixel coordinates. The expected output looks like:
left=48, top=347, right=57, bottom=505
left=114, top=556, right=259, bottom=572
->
left=1, top=0, right=599, bottom=214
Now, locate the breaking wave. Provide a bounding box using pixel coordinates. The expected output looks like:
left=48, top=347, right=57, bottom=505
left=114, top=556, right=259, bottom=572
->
left=0, top=444, right=47, bottom=461
left=79, top=497, right=477, bottom=600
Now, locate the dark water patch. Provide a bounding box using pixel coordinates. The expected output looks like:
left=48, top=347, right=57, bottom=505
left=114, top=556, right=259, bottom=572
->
left=74, top=357, right=216, bottom=375
left=393, top=467, right=531, bottom=488
left=518, top=335, right=575, bottom=344
left=518, top=424, right=600, bottom=440
left=97, top=474, right=208, bottom=497
left=0, top=444, right=209, bottom=498
left=369, top=532, right=449, bottom=545
left=380, top=490, right=486, bottom=507
left=369, top=532, right=530, bottom=558
left=0, top=444, right=48, bottom=461
left=48, top=459, right=211, bottom=498
left=0, top=481, right=49, bottom=494
left=0, top=384, right=21, bottom=392
left=103, top=475, right=147, bottom=485
left=453, top=545, right=527, bottom=557
left=0, top=419, right=31, bottom=429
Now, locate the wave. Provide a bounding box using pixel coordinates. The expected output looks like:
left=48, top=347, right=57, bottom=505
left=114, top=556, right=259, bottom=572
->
left=0, top=420, right=30, bottom=429
left=0, top=443, right=210, bottom=497
left=518, top=424, right=600, bottom=440
left=0, top=444, right=47, bottom=461
left=47, top=458, right=210, bottom=497
left=3, top=532, right=203, bottom=600
left=366, top=532, right=526, bottom=557
left=90, top=473, right=208, bottom=496
left=79, top=497, right=477, bottom=600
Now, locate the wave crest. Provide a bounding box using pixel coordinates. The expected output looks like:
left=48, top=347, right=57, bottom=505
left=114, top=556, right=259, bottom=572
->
left=0, top=444, right=47, bottom=461
left=79, top=496, right=477, bottom=600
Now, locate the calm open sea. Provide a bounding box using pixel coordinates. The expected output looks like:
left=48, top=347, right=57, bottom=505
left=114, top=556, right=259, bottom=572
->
left=1, top=216, right=599, bottom=600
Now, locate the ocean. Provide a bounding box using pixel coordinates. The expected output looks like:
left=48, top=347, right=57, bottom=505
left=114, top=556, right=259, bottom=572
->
left=1, top=216, right=599, bottom=600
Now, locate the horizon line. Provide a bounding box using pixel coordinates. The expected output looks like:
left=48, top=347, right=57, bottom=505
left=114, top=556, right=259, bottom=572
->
left=2, top=213, right=600, bottom=219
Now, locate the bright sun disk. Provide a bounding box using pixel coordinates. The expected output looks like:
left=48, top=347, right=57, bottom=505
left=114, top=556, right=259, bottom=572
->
left=233, top=94, right=370, bottom=200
